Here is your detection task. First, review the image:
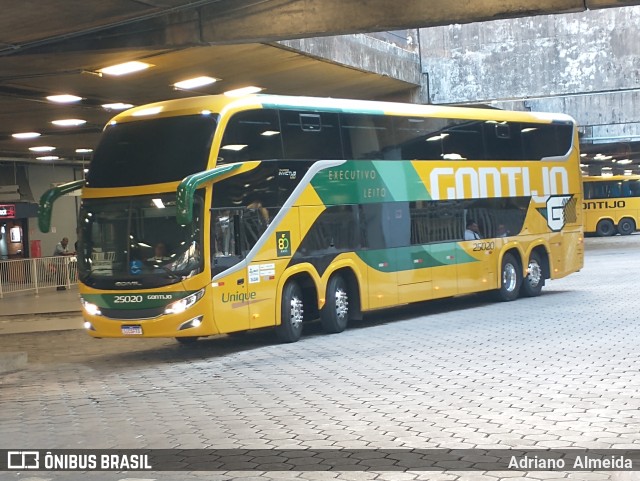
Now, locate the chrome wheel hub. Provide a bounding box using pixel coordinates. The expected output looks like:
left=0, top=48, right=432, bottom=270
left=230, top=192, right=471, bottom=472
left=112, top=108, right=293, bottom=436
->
left=335, top=288, right=349, bottom=320
left=527, top=260, right=542, bottom=287
left=503, top=263, right=518, bottom=292
left=290, top=296, right=304, bottom=328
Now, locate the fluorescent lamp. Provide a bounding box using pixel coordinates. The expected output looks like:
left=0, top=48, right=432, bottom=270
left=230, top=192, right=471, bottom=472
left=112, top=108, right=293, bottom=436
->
left=580, top=153, right=587, bottom=157
left=47, top=94, right=82, bottom=103
left=75, top=148, right=93, bottom=153
left=221, top=144, right=248, bottom=151
left=99, top=61, right=151, bottom=76
left=602, top=167, right=612, bottom=170
left=37, top=156, right=59, bottom=161
left=52, top=119, right=86, bottom=126
left=102, top=103, right=134, bottom=110
left=173, top=76, right=218, bottom=90
left=132, top=106, right=162, bottom=117
left=29, top=146, right=55, bottom=152
left=12, top=132, right=41, bottom=139
left=617, top=159, right=632, bottom=165
left=224, top=86, right=263, bottom=97
left=152, top=198, right=165, bottom=209
left=261, top=130, right=280, bottom=136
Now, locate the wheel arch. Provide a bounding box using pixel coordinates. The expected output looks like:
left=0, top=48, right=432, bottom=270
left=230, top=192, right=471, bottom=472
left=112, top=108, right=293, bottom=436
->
left=525, top=241, right=551, bottom=280
left=498, top=243, right=525, bottom=281
left=276, top=264, right=321, bottom=326
left=324, top=261, right=364, bottom=321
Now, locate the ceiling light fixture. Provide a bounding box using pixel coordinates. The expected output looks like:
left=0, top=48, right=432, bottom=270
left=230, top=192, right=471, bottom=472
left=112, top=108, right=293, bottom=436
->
left=37, top=156, right=59, bottom=161
left=173, top=76, right=218, bottom=90
left=261, top=130, right=280, bottom=136
left=12, top=132, right=41, bottom=139
left=99, top=61, right=152, bottom=76
left=47, top=94, right=82, bottom=103
left=224, top=86, right=263, bottom=97
left=75, top=148, right=93, bottom=153
left=52, top=119, right=86, bottom=126
left=29, top=146, right=56, bottom=152
left=102, top=103, right=134, bottom=110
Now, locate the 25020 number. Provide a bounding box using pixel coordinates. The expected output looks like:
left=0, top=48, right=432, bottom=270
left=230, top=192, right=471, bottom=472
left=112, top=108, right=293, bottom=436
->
left=114, top=295, right=143, bottom=304
left=473, top=241, right=495, bottom=251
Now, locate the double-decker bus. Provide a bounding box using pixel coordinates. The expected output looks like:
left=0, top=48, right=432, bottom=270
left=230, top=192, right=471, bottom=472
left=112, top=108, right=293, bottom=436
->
left=583, top=175, right=640, bottom=236
left=39, top=95, right=584, bottom=343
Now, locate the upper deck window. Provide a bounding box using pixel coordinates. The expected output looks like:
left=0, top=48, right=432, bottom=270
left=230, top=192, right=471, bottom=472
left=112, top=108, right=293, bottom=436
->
left=87, top=114, right=217, bottom=188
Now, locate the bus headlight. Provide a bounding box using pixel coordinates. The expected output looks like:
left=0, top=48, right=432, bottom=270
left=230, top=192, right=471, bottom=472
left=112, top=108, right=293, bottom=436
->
left=81, top=299, right=102, bottom=316
left=164, top=288, right=205, bottom=315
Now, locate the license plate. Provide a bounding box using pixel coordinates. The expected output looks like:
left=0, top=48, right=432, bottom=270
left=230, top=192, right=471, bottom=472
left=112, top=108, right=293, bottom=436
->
left=121, top=325, right=143, bottom=335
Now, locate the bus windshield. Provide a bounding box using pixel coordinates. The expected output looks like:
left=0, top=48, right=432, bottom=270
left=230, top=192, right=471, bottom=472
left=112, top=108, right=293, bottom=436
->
left=78, top=193, right=203, bottom=289
left=86, top=114, right=217, bottom=188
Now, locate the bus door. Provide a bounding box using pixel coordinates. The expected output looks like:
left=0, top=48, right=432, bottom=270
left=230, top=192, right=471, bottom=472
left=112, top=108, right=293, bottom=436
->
left=429, top=242, right=458, bottom=298
left=210, top=208, right=250, bottom=333
left=361, top=203, right=400, bottom=309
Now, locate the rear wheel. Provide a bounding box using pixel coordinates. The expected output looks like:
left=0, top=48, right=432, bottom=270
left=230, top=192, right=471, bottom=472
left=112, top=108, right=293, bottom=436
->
left=596, top=219, right=615, bottom=237
left=617, top=218, right=636, bottom=236
left=495, top=253, right=521, bottom=302
left=275, top=281, right=304, bottom=343
left=521, top=251, right=545, bottom=297
left=320, top=275, right=349, bottom=334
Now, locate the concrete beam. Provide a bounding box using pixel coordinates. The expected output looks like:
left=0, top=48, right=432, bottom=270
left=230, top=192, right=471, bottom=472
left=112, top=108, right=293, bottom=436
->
left=277, top=35, right=421, bottom=85
left=197, top=0, right=640, bottom=44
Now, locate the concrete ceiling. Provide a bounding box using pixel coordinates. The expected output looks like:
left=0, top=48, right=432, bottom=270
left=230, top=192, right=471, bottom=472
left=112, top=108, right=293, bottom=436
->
left=1, top=0, right=639, bottom=165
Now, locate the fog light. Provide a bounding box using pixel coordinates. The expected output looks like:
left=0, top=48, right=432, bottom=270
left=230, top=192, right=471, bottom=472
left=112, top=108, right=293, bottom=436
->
left=83, top=321, right=96, bottom=331
left=178, top=316, right=204, bottom=331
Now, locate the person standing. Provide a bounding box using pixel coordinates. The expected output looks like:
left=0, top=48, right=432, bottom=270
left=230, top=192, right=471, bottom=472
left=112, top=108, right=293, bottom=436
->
left=53, top=237, right=74, bottom=290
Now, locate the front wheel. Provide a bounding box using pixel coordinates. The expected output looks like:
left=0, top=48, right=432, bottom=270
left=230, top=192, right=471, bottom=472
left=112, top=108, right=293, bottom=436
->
left=521, top=251, right=545, bottom=297
left=320, top=275, right=349, bottom=334
left=495, top=253, right=521, bottom=302
left=275, top=281, right=304, bottom=343
left=617, top=218, right=636, bottom=236
left=596, top=219, right=615, bottom=237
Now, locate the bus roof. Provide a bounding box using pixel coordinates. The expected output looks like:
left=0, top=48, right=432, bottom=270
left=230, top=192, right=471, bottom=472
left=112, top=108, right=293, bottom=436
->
left=111, top=94, right=576, bottom=126
left=583, top=175, right=640, bottom=181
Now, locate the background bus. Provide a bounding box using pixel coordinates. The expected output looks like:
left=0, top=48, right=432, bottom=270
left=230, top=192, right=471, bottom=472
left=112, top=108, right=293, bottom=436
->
left=583, top=175, right=640, bottom=236
left=39, top=94, right=584, bottom=343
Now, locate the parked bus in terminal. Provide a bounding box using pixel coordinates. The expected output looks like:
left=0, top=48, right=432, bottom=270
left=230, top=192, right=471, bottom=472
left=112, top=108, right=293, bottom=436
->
left=39, top=95, right=584, bottom=343
left=582, top=175, right=640, bottom=236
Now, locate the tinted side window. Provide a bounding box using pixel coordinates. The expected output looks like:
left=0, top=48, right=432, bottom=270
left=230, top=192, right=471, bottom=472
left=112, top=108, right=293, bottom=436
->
left=341, top=114, right=396, bottom=159
left=521, top=123, right=572, bottom=159
left=442, top=121, right=486, bottom=160
left=218, top=109, right=283, bottom=165
left=280, top=110, right=342, bottom=159
left=394, top=117, right=447, bottom=160
left=361, top=203, right=410, bottom=249
left=299, top=205, right=359, bottom=255
left=483, top=122, right=523, bottom=160
left=628, top=180, right=640, bottom=197
left=427, top=201, right=464, bottom=242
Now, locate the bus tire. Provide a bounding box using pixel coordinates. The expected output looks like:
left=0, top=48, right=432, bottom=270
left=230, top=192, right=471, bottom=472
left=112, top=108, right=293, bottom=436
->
left=495, top=253, right=521, bottom=302
left=320, top=275, right=349, bottom=334
left=175, top=336, right=199, bottom=345
left=521, top=251, right=545, bottom=297
left=596, top=219, right=615, bottom=237
left=617, top=218, right=635, bottom=236
left=276, top=281, right=304, bottom=343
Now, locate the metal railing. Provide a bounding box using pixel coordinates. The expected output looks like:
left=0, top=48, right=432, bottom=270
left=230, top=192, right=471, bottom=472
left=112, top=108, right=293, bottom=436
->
left=0, top=256, right=79, bottom=298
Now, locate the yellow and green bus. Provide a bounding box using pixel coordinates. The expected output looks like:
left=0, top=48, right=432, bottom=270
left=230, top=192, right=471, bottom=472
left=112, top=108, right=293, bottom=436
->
left=40, top=94, right=584, bottom=343
left=583, top=175, right=640, bottom=236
